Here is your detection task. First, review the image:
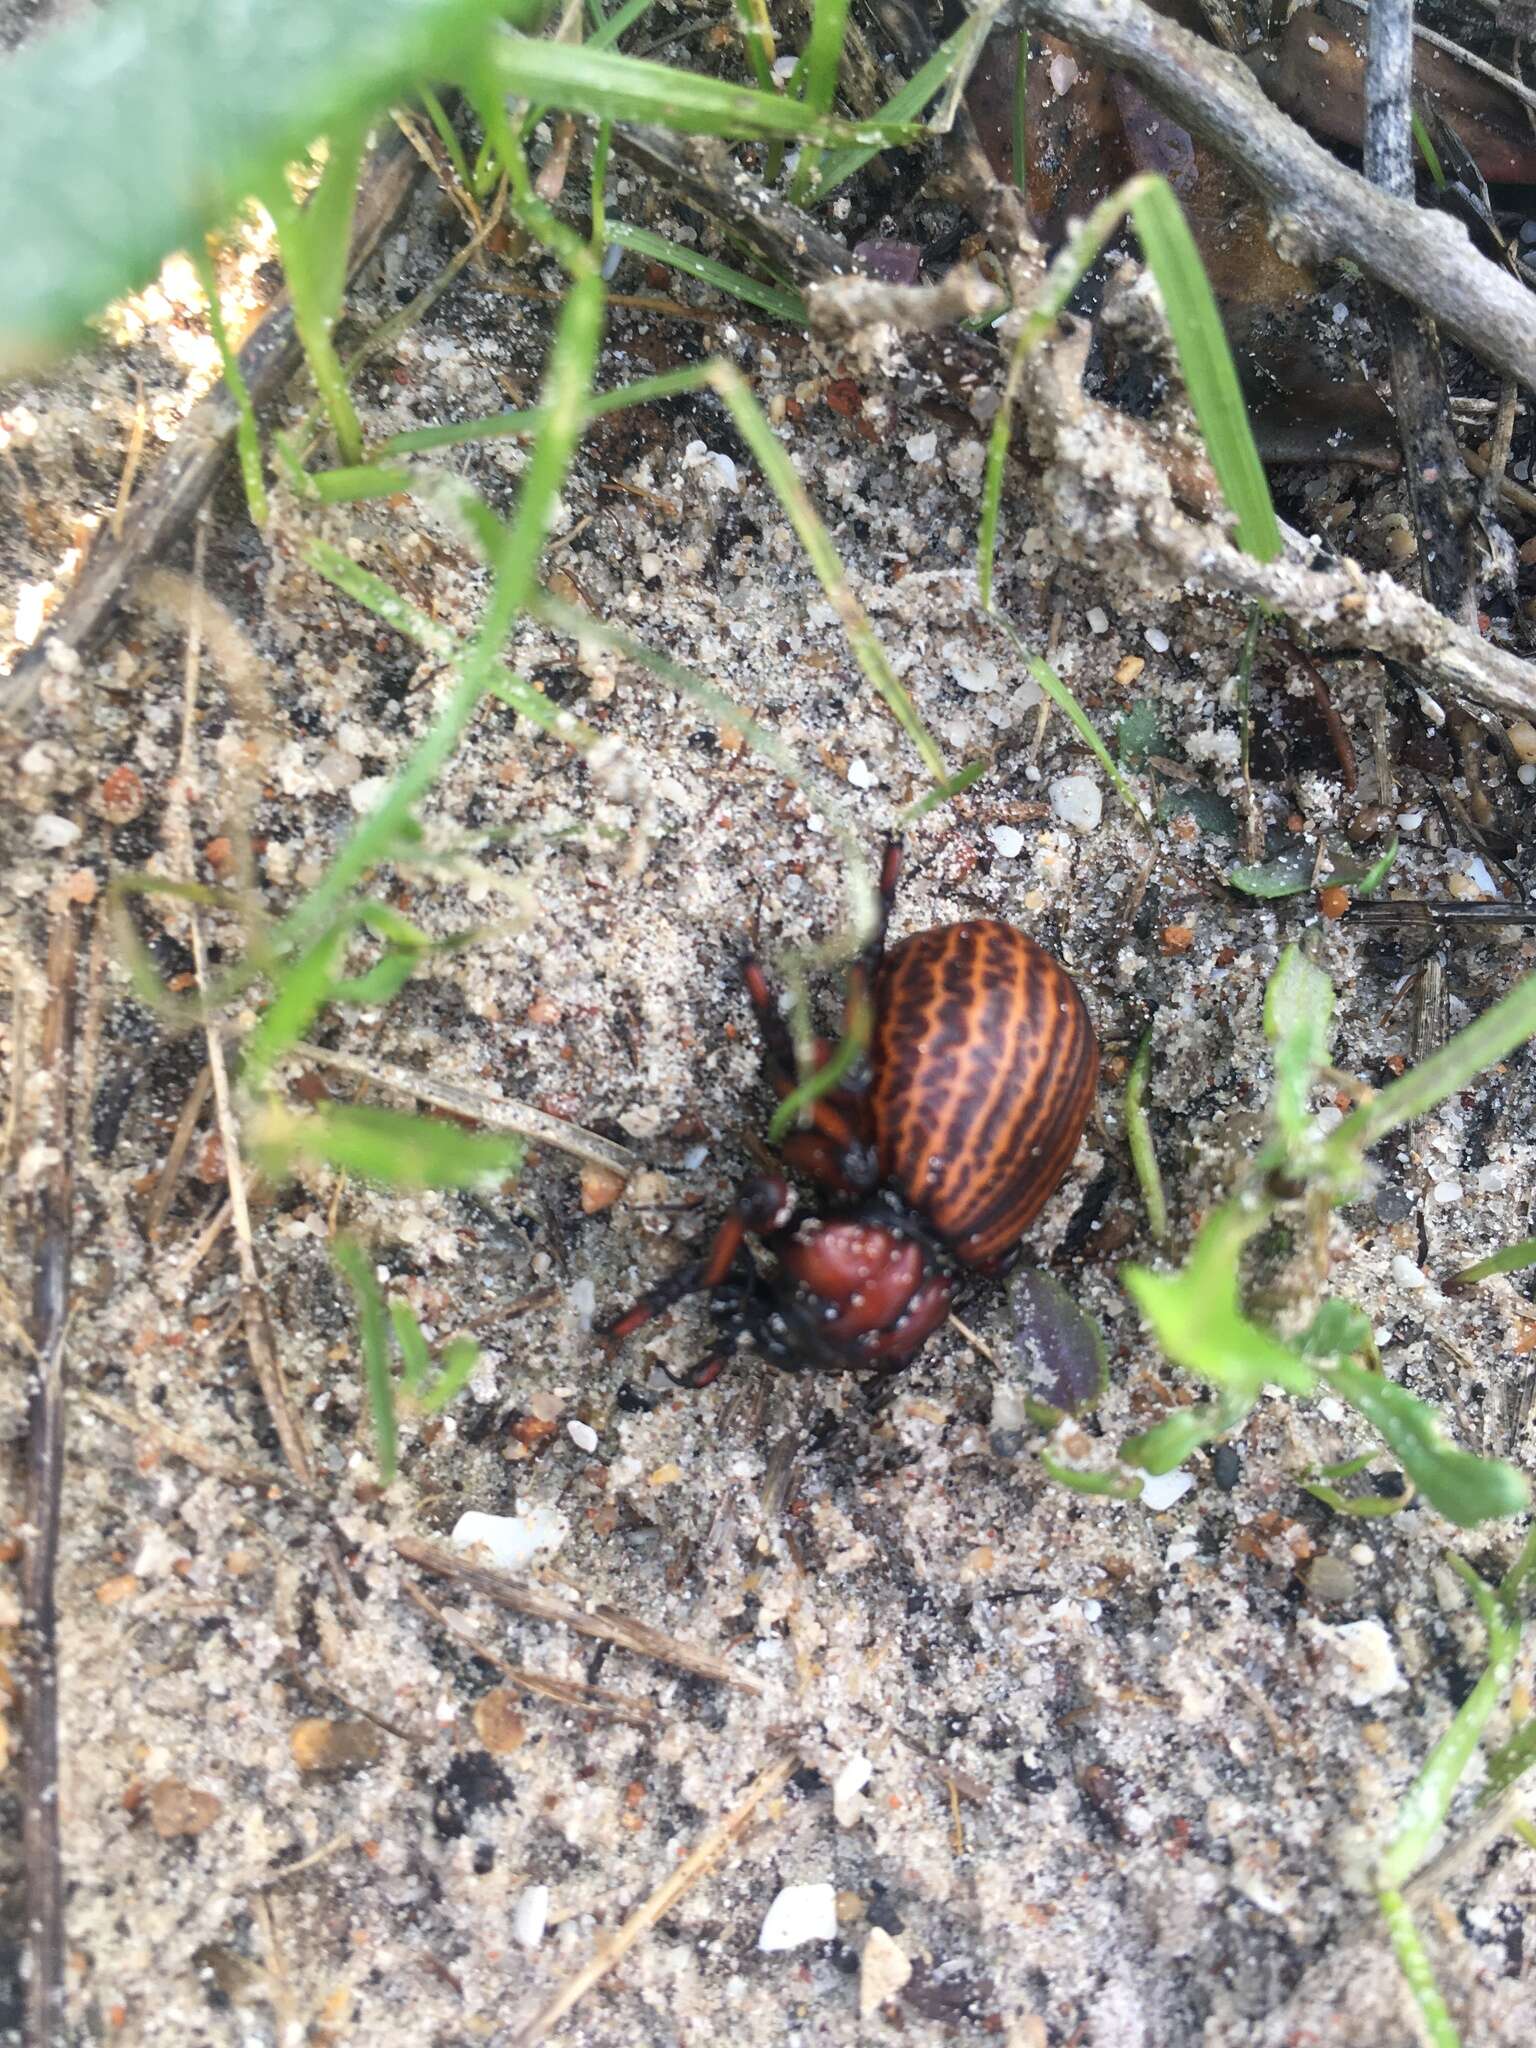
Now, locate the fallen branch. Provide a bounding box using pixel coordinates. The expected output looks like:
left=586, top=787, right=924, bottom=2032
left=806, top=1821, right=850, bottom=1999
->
left=1002, top=0, right=1536, bottom=392
left=394, top=1535, right=762, bottom=1694
left=1018, top=320, right=1536, bottom=720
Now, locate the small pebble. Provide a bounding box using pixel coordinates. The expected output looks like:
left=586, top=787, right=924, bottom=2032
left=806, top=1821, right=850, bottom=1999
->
left=1315, top=1618, right=1403, bottom=1705
left=989, top=824, right=1025, bottom=858
left=905, top=431, right=937, bottom=463
left=859, top=1927, right=913, bottom=2019
left=568, top=1419, right=598, bottom=1453
left=290, top=1718, right=383, bottom=1775
left=1430, top=1181, right=1463, bottom=1206
left=31, top=813, right=80, bottom=850
left=1505, top=718, right=1536, bottom=764
left=1375, top=1185, right=1413, bottom=1224
left=472, top=1688, right=527, bottom=1756
left=1141, top=1469, right=1195, bottom=1512
left=1396, top=809, right=1423, bottom=830
left=1050, top=774, right=1102, bottom=834
left=1390, top=1254, right=1428, bottom=1291
left=1086, top=606, right=1109, bottom=635
left=1211, top=1445, right=1241, bottom=1491
left=1307, top=1555, right=1359, bottom=1606
left=759, top=1882, right=837, bottom=1952
left=147, top=1780, right=222, bottom=1839
left=1144, top=626, right=1171, bottom=653
left=513, top=1885, right=550, bottom=1949
left=847, top=757, right=874, bottom=789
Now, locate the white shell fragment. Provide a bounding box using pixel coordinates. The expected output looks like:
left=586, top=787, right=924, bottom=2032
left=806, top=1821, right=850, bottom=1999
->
left=758, top=1881, right=837, bottom=1952
left=1312, top=1619, right=1404, bottom=1706
left=833, top=1753, right=872, bottom=1829
left=450, top=1506, right=568, bottom=1571
left=512, top=1885, right=550, bottom=1949
left=1140, top=1470, right=1196, bottom=1512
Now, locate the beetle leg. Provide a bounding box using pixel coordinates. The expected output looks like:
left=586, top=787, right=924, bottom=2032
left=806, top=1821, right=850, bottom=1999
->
left=602, top=1176, right=795, bottom=1342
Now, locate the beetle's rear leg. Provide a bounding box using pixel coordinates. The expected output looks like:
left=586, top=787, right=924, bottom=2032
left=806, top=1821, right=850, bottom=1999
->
left=602, top=1175, right=796, bottom=1343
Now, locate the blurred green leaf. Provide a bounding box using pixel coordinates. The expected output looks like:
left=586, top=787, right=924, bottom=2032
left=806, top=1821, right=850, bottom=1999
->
left=1325, top=1357, right=1529, bottom=1527
left=1159, top=789, right=1238, bottom=839
left=1115, top=701, right=1163, bottom=769
left=389, top=1298, right=433, bottom=1396
left=1009, top=1269, right=1108, bottom=1420
left=333, top=1236, right=398, bottom=1483
left=1299, top=1299, right=1372, bottom=1360
left=419, top=1335, right=482, bottom=1414
left=251, top=1101, right=525, bottom=1191
left=1, top=0, right=536, bottom=369
left=1123, top=1389, right=1256, bottom=1474
left=1447, top=1236, right=1536, bottom=1289
left=1264, top=943, right=1334, bottom=1143
left=1124, top=1206, right=1316, bottom=1399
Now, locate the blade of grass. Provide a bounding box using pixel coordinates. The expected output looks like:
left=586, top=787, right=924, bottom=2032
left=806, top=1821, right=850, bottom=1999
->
left=605, top=221, right=807, bottom=323
left=378, top=362, right=706, bottom=456
left=989, top=617, right=1149, bottom=823
left=334, top=1237, right=399, bottom=1483
left=192, top=241, right=268, bottom=525
left=252, top=1100, right=526, bottom=1190
left=1322, top=967, right=1536, bottom=1167
left=808, top=16, right=988, bottom=206
left=302, top=539, right=600, bottom=749
left=1446, top=1237, right=1536, bottom=1289
left=732, top=0, right=779, bottom=94
left=271, top=258, right=604, bottom=956
left=487, top=33, right=920, bottom=144
left=418, top=1335, right=482, bottom=1413
left=707, top=361, right=949, bottom=785
left=389, top=1298, right=434, bottom=1396
left=786, top=0, right=852, bottom=205
left=1125, top=1031, right=1168, bottom=1243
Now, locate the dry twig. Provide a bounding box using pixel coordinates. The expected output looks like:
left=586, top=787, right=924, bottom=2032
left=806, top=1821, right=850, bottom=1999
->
left=402, top=1582, right=658, bottom=1728
left=288, top=1042, right=640, bottom=1180
left=509, top=1752, right=799, bottom=2047
left=18, top=892, right=75, bottom=2048
left=394, top=1535, right=762, bottom=1693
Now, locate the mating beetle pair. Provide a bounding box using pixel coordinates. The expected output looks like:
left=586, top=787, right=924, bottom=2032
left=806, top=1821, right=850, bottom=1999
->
left=605, top=843, right=1099, bottom=1386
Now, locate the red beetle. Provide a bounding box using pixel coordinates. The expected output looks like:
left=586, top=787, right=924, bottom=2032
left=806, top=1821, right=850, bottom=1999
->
left=604, top=843, right=1099, bottom=1385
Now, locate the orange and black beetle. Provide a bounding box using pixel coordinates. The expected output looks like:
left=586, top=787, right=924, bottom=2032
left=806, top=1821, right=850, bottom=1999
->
left=604, top=843, right=1098, bottom=1385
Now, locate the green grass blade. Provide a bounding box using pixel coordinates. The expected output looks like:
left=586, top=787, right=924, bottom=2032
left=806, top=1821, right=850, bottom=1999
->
left=1377, top=1890, right=1461, bottom=2048
left=418, top=1335, right=483, bottom=1414
left=333, top=1236, right=399, bottom=1483
left=1324, top=968, right=1536, bottom=1167
left=252, top=1101, right=526, bottom=1191
left=786, top=0, right=852, bottom=205
left=732, top=0, right=779, bottom=93
left=1446, top=1236, right=1536, bottom=1289
left=707, top=362, right=949, bottom=785
left=192, top=242, right=268, bottom=525
left=273, top=260, right=605, bottom=955
left=808, top=16, right=988, bottom=205
left=1126, top=178, right=1281, bottom=563
left=1124, top=1032, right=1168, bottom=1243
left=378, top=363, right=707, bottom=456
left=389, top=1298, right=434, bottom=1396
left=1263, top=943, right=1335, bottom=1144
left=605, top=221, right=807, bottom=323
left=302, top=539, right=599, bottom=750
left=488, top=34, right=921, bottom=144
left=0, top=0, right=544, bottom=370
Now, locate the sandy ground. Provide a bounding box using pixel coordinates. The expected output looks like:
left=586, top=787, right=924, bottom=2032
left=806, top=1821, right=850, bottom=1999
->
left=3, top=123, right=1536, bottom=2048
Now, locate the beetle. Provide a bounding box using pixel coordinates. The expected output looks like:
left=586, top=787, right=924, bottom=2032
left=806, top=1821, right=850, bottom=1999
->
left=603, top=842, right=1098, bottom=1387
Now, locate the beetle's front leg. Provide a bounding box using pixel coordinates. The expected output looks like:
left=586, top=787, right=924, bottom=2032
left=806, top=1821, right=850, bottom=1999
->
left=601, top=1175, right=795, bottom=1343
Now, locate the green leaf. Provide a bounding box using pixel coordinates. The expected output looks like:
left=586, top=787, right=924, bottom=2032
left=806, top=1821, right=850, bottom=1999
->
left=389, top=1298, right=433, bottom=1396
left=489, top=33, right=922, bottom=144
left=333, top=1236, right=398, bottom=1484
left=1263, top=944, right=1334, bottom=1142
left=605, top=221, right=807, bottom=324
left=1039, top=1449, right=1144, bottom=1500
left=1446, top=1236, right=1536, bottom=1290
left=1123, top=1389, right=1256, bottom=1474
left=1326, top=1356, right=1529, bottom=1527
left=1158, top=789, right=1238, bottom=839
left=1008, top=1269, right=1109, bottom=1420
left=1, top=0, right=536, bottom=369
left=1124, top=1205, right=1317, bottom=1400
left=419, top=1335, right=482, bottom=1414
left=1228, top=848, right=1313, bottom=899
left=1299, top=1299, right=1372, bottom=1360
left=807, top=15, right=988, bottom=204
left=1124, top=1033, right=1168, bottom=1244
left=251, top=1101, right=526, bottom=1191
left=1115, top=701, right=1163, bottom=769
left=1125, top=179, right=1282, bottom=563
